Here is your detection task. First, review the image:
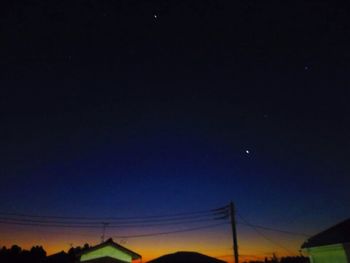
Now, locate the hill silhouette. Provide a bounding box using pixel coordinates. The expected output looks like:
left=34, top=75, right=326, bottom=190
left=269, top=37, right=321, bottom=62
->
left=147, top=251, right=226, bottom=263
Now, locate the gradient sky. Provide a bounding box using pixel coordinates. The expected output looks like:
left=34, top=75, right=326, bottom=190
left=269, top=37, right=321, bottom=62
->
left=1, top=1, right=350, bottom=262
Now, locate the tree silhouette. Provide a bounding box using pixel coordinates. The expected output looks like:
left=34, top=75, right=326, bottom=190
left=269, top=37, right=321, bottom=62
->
left=243, top=256, right=309, bottom=263
left=0, top=245, right=47, bottom=263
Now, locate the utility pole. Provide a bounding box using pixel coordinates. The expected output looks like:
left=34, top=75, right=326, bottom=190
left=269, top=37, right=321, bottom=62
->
left=229, top=202, right=239, bottom=263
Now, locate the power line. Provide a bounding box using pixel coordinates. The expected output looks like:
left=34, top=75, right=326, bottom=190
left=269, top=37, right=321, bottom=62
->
left=0, top=206, right=229, bottom=230
left=0, top=217, right=226, bottom=228
left=0, top=213, right=224, bottom=225
left=0, top=211, right=226, bottom=224
left=0, top=228, right=100, bottom=238
left=237, top=222, right=311, bottom=237
left=112, top=222, right=229, bottom=238
left=0, top=207, right=226, bottom=221
left=0, top=202, right=311, bottom=260
left=237, top=212, right=296, bottom=255
left=0, top=220, right=104, bottom=229
left=0, top=222, right=229, bottom=239
left=0, top=205, right=310, bottom=238
left=0, top=208, right=310, bottom=238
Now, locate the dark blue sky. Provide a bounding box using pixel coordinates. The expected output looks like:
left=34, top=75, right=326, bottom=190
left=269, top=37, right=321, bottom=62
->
left=1, top=0, right=350, bottom=259
left=1, top=83, right=349, bottom=224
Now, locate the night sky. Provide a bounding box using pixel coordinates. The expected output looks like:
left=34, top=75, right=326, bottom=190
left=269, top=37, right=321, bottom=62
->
left=1, top=1, right=350, bottom=262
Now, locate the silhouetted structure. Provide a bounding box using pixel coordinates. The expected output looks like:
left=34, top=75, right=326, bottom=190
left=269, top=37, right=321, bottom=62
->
left=301, top=218, right=350, bottom=263
left=147, top=251, right=226, bottom=263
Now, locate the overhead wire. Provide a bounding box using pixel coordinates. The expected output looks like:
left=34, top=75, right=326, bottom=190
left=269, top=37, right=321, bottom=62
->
left=0, top=212, right=227, bottom=224
left=236, top=212, right=297, bottom=255
left=237, top=222, right=311, bottom=237
left=0, top=217, right=226, bottom=228
left=0, top=206, right=228, bottom=229
left=0, top=204, right=310, bottom=241
left=0, top=206, right=227, bottom=221
left=112, top=222, right=229, bottom=238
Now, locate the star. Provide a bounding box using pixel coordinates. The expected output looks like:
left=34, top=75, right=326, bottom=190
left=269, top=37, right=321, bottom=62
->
left=154, top=14, right=158, bottom=19
left=245, top=150, right=250, bottom=154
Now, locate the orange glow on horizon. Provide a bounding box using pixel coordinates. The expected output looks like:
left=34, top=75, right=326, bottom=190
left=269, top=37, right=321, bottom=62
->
left=0, top=224, right=303, bottom=263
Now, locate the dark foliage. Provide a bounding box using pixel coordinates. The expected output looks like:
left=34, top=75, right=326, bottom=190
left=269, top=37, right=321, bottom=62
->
left=0, top=244, right=92, bottom=263
left=0, top=245, right=46, bottom=263
left=244, top=256, right=309, bottom=263
left=280, top=257, right=309, bottom=263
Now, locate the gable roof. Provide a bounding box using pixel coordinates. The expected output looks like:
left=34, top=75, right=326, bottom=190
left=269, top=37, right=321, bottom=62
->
left=302, top=218, right=350, bottom=248
left=81, top=238, right=141, bottom=260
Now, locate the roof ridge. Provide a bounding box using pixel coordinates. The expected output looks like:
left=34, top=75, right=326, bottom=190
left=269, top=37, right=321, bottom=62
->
left=302, top=218, right=350, bottom=248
